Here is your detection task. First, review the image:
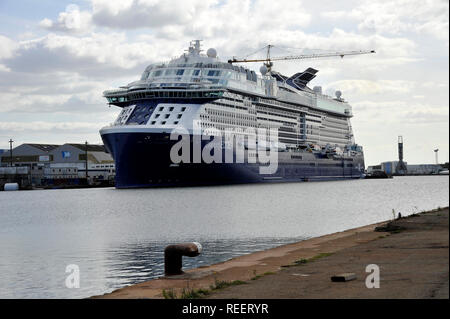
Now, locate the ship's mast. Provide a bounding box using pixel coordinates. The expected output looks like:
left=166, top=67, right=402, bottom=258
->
left=188, top=40, right=202, bottom=55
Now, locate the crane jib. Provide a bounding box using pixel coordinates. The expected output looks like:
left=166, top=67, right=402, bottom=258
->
left=228, top=49, right=375, bottom=64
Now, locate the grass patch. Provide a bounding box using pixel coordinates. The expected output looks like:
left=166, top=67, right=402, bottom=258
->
left=180, top=287, right=210, bottom=299
left=294, top=258, right=308, bottom=265
left=375, top=222, right=406, bottom=233
left=210, top=279, right=246, bottom=290
left=162, top=287, right=212, bottom=300
left=162, top=289, right=177, bottom=299
left=251, top=271, right=275, bottom=281
left=308, top=252, right=333, bottom=262
left=162, top=278, right=248, bottom=299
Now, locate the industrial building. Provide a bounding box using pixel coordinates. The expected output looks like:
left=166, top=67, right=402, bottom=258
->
left=0, top=143, right=115, bottom=188
left=0, top=149, right=6, bottom=166
left=366, top=136, right=446, bottom=176
left=367, top=161, right=443, bottom=176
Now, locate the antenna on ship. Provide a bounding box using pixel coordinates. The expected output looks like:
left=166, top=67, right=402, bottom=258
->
left=187, top=40, right=203, bottom=55
left=228, top=45, right=376, bottom=72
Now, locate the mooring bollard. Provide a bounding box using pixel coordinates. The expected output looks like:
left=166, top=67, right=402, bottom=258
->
left=164, top=242, right=202, bottom=276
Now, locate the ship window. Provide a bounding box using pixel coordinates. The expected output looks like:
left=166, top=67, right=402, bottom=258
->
left=164, top=114, right=170, bottom=119
left=174, top=121, right=179, bottom=125
left=192, top=69, right=200, bottom=76
left=176, top=69, right=184, bottom=75
left=181, top=107, right=186, bottom=112
left=141, top=71, right=149, bottom=80
left=152, top=70, right=162, bottom=77
left=151, top=121, right=156, bottom=125
left=159, top=107, right=164, bottom=111
left=169, top=107, right=174, bottom=111
left=177, top=114, right=182, bottom=119
left=155, top=114, right=160, bottom=118
left=207, top=70, right=221, bottom=76
left=161, top=121, right=166, bottom=125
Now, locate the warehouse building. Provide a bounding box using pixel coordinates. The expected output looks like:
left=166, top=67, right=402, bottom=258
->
left=367, top=161, right=442, bottom=176
left=0, top=143, right=115, bottom=186
left=0, top=149, right=6, bottom=166
left=0, top=143, right=59, bottom=185
left=46, top=143, right=115, bottom=184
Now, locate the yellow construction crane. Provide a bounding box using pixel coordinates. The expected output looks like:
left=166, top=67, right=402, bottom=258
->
left=228, top=45, right=376, bottom=72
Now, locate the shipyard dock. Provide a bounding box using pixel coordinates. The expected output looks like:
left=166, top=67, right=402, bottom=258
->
left=92, top=207, right=449, bottom=299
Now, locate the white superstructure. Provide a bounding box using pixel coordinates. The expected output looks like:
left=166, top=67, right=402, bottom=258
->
left=103, top=40, right=355, bottom=152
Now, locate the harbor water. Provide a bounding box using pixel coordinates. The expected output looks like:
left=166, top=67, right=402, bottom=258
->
left=0, top=175, right=448, bottom=298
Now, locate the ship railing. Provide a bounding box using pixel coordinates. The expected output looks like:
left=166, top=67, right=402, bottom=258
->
left=103, top=88, right=128, bottom=96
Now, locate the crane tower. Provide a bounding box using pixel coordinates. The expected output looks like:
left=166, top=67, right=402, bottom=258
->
left=395, top=136, right=408, bottom=175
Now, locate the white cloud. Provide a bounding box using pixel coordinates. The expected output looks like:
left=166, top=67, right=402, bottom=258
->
left=325, top=79, right=417, bottom=95
left=91, top=0, right=211, bottom=29
left=90, top=0, right=311, bottom=38
left=0, top=35, right=17, bottom=60
left=322, top=0, right=449, bottom=43
left=39, top=4, right=92, bottom=34
left=2, top=33, right=158, bottom=78
left=0, top=121, right=112, bottom=146
left=0, top=121, right=102, bottom=133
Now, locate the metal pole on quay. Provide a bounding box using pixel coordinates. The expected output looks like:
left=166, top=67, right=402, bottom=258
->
left=9, top=138, right=13, bottom=167
left=85, top=141, right=89, bottom=184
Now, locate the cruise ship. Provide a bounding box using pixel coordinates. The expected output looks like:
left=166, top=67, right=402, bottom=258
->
left=100, top=40, right=366, bottom=188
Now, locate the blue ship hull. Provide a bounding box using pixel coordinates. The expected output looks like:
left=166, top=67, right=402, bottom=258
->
left=101, top=132, right=364, bottom=189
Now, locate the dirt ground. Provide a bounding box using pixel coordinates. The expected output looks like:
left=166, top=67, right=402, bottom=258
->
left=207, top=208, right=449, bottom=299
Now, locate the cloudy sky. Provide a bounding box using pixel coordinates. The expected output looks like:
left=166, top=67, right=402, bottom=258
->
left=0, top=0, right=448, bottom=165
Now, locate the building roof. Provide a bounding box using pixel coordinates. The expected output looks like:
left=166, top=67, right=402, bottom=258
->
left=68, top=144, right=107, bottom=152
left=25, top=144, right=61, bottom=152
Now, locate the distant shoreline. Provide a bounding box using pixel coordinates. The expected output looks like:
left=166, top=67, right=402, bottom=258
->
left=2, top=173, right=447, bottom=191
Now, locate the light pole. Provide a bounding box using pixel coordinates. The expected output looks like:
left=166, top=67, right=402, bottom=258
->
left=8, top=139, right=13, bottom=167
left=85, top=141, right=89, bottom=182
left=434, top=149, right=439, bottom=165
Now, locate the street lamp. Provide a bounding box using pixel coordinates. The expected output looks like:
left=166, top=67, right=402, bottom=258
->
left=8, top=139, right=13, bottom=167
